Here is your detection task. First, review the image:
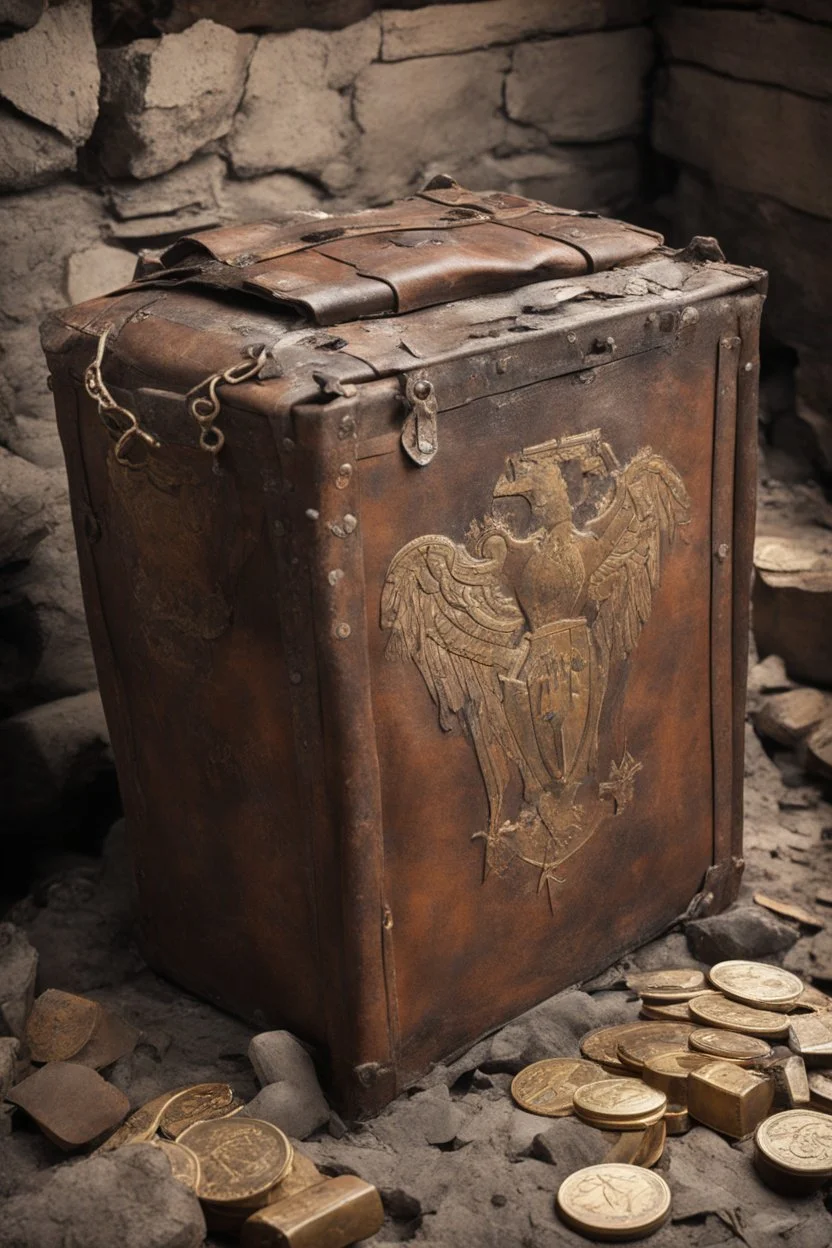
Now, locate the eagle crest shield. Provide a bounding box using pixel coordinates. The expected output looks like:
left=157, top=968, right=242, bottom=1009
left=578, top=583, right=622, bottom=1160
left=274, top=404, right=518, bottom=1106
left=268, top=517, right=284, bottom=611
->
left=380, top=429, right=691, bottom=903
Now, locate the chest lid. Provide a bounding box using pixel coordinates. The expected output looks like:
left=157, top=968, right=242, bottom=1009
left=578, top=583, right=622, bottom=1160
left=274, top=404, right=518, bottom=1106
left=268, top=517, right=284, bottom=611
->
left=137, top=177, right=663, bottom=327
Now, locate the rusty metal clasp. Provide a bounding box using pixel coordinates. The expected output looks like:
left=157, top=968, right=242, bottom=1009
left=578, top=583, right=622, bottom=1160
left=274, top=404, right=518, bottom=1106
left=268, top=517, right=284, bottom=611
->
left=401, top=371, right=438, bottom=466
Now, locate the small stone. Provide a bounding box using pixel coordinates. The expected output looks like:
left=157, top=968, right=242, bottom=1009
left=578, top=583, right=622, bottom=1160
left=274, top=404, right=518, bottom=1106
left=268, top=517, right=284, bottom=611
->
left=0, top=923, right=38, bottom=1039
left=7, top=1061, right=130, bottom=1151
left=0, top=1142, right=205, bottom=1248
left=685, top=905, right=799, bottom=963
left=373, top=1084, right=461, bottom=1149
left=0, top=1038, right=19, bottom=1100
left=748, top=654, right=795, bottom=697
left=754, top=687, right=832, bottom=749
left=531, top=1115, right=610, bottom=1169
left=240, top=1080, right=329, bottom=1141
left=66, top=244, right=136, bottom=305
left=0, top=105, right=75, bottom=191
left=807, top=717, right=832, bottom=783
left=248, top=1031, right=318, bottom=1089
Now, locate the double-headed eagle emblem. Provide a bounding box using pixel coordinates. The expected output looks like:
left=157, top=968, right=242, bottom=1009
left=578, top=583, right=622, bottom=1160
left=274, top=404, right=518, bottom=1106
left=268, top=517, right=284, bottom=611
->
left=381, top=429, right=691, bottom=903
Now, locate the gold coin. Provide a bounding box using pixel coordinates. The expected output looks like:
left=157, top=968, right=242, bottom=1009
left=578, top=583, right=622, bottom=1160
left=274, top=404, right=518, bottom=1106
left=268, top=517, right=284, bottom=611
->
left=152, top=1139, right=202, bottom=1193
left=755, top=1109, right=832, bottom=1176
left=688, top=1027, right=773, bottom=1065
left=708, top=961, right=803, bottom=1011
left=556, top=1163, right=672, bottom=1241
left=664, top=1103, right=692, bottom=1135
left=580, top=1023, right=657, bottom=1074
left=95, top=1087, right=189, bottom=1152
left=179, top=1117, right=293, bottom=1206
left=159, top=1083, right=237, bottom=1139
left=626, top=968, right=708, bottom=1003
left=511, top=1058, right=610, bottom=1118
left=616, top=1022, right=696, bottom=1072
left=688, top=993, right=790, bottom=1039
left=641, top=1052, right=713, bottom=1103
left=639, top=1001, right=693, bottom=1023
left=604, top=1120, right=666, bottom=1169
left=808, top=1071, right=832, bottom=1113
left=25, top=989, right=103, bottom=1064
left=573, top=1079, right=667, bottom=1130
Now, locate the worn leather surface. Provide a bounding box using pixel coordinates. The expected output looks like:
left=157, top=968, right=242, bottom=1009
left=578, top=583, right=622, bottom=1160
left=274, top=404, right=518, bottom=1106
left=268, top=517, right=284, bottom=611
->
left=137, top=182, right=663, bottom=325
left=42, top=184, right=763, bottom=1117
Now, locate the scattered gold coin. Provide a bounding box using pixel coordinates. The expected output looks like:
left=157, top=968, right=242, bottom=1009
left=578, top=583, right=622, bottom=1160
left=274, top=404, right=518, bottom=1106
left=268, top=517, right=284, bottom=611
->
left=159, top=1083, right=238, bottom=1139
left=555, top=1163, right=672, bottom=1241
left=179, top=1117, right=293, bottom=1207
left=707, top=961, right=803, bottom=1012
left=788, top=1012, right=832, bottom=1065
left=580, top=1023, right=650, bottom=1074
left=511, top=1058, right=609, bottom=1118
left=688, top=1027, right=773, bottom=1065
left=625, top=969, right=708, bottom=1003
left=639, top=1000, right=692, bottom=1023
left=96, top=1088, right=189, bottom=1152
left=573, top=1078, right=667, bottom=1130
left=25, top=990, right=102, bottom=1064
left=754, top=1109, right=832, bottom=1194
left=688, top=993, right=790, bottom=1039
left=616, top=1022, right=696, bottom=1072
left=152, top=1139, right=202, bottom=1193
left=603, top=1120, right=666, bottom=1169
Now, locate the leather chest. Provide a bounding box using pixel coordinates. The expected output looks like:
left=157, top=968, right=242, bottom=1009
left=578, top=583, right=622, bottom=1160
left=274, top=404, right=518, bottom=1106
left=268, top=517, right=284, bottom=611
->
left=41, top=180, right=765, bottom=1116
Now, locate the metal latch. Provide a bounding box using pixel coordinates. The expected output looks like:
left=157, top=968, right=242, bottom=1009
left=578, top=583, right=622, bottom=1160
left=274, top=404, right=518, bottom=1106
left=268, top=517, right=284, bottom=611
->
left=400, top=371, right=438, bottom=466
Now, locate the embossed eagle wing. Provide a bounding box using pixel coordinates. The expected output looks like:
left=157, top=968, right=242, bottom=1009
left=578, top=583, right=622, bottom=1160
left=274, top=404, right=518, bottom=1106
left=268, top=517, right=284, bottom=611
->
left=381, top=535, right=527, bottom=861
left=584, top=449, right=691, bottom=666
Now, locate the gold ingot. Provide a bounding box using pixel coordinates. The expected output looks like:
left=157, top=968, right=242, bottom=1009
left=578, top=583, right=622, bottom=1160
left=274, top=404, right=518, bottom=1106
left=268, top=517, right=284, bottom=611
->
left=241, top=1175, right=384, bottom=1248
left=152, top=1139, right=201, bottom=1193
left=580, top=1023, right=652, bottom=1074
left=603, top=1120, right=666, bottom=1169
left=616, top=1022, right=696, bottom=1072
left=664, top=1104, right=692, bottom=1136
left=688, top=993, right=790, bottom=1039
left=687, top=1059, right=774, bottom=1139
left=641, top=1052, right=713, bottom=1105
left=159, top=1083, right=238, bottom=1138
left=179, top=1116, right=292, bottom=1207
left=767, top=1055, right=810, bottom=1109
left=625, top=969, right=707, bottom=1003
left=24, top=989, right=102, bottom=1064
left=639, top=1001, right=692, bottom=1023
left=511, top=1058, right=610, bottom=1118
left=96, top=1087, right=189, bottom=1152
left=573, top=1079, right=667, bottom=1131
left=754, top=1108, right=832, bottom=1195
left=707, top=961, right=803, bottom=1012
left=203, top=1153, right=323, bottom=1234
left=688, top=1027, right=772, bottom=1066
left=555, top=1163, right=672, bottom=1242
left=788, top=1012, right=832, bottom=1066
left=808, top=1071, right=832, bottom=1113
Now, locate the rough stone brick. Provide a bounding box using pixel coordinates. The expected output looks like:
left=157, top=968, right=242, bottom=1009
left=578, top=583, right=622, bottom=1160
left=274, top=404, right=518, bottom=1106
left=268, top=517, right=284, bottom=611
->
left=0, top=0, right=98, bottom=145
left=0, top=0, right=45, bottom=28
left=353, top=48, right=509, bottom=201
left=159, top=0, right=375, bottom=34
left=455, top=140, right=639, bottom=213
left=227, top=18, right=380, bottom=182
left=0, top=106, right=75, bottom=192
left=506, top=28, right=653, bottom=142
left=106, top=154, right=226, bottom=222
left=66, top=245, right=137, bottom=305
left=381, top=0, right=652, bottom=60
left=96, top=20, right=255, bottom=179
left=660, top=6, right=832, bottom=101
left=219, top=173, right=324, bottom=224
left=653, top=65, right=832, bottom=219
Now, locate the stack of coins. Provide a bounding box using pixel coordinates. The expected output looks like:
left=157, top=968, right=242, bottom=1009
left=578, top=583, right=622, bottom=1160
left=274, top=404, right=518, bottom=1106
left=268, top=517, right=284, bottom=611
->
left=753, top=1109, right=832, bottom=1195
left=177, top=1117, right=294, bottom=1230
left=572, top=1079, right=667, bottom=1131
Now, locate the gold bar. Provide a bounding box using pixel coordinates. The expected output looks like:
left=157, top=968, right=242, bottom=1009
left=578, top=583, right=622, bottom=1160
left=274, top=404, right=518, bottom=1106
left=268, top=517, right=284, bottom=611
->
left=240, top=1176, right=384, bottom=1248
left=688, top=1060, right=774, bottom=1139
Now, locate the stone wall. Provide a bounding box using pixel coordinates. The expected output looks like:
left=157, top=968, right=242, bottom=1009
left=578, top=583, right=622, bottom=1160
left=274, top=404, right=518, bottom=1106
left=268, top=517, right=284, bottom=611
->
left=652, top=2, right=832, bottom=445
left=0, top=0, right=656, bottom=853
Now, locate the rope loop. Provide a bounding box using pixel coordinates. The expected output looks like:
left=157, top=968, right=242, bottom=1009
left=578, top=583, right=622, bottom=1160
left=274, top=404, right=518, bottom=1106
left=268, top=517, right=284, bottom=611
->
left=186, top=343, right=269, bottom=456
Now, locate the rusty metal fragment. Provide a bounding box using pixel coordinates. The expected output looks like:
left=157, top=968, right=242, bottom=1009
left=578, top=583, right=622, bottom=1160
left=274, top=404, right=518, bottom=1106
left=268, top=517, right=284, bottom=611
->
left=7, top=1061, right=130, bottom=1150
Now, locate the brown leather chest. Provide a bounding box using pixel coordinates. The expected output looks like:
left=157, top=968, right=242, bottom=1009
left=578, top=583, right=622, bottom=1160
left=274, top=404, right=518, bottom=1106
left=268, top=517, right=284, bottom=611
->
left=42, top=181, right=765, bottom=1117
